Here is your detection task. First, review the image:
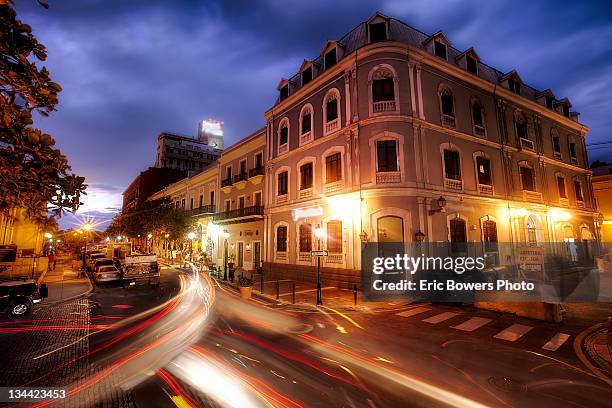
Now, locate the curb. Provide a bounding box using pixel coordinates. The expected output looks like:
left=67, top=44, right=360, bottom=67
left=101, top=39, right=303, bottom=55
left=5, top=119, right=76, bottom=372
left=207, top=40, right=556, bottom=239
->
left=42, top=277, right=94, bottom=306
left=573, top=323, right=612, bottom=386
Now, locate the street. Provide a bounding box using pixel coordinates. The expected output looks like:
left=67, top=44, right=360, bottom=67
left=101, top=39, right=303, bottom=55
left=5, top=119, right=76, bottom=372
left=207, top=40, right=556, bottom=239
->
left=0, top=265, right=609, bottom=407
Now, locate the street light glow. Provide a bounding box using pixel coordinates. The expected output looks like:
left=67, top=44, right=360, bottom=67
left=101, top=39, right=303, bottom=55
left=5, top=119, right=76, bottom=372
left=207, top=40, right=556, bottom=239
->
left=44, top=232, right=53, bottom=239
left=223, top=231, right=230, bottom=239
left=314, top=227, right=325, bottom=239
left=187, top=232, right=196, bottom=240
left=147, top=233, right=153, bottom=239
left=83, top=222, right=93, bottom=231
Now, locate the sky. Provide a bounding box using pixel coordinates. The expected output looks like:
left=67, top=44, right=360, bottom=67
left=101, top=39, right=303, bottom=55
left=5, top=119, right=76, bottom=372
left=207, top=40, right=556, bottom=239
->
left=13, top=0, right=612, bottom=230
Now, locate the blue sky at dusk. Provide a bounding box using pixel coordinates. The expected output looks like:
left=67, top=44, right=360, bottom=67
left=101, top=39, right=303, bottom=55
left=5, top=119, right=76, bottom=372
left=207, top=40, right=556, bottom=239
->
left=14, top=0, right=612, bottom=230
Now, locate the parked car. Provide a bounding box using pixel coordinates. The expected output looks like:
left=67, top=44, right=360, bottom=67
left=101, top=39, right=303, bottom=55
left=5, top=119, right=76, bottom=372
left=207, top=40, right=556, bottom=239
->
left=87, top=252, right=105, bottom=270
left=93, top=265, right=121, bottom=284
left=92, top=258, right=114, bottom=272
left=122, top=254, right=160, bottom=287
left=0, top=279, right=48, bottom=318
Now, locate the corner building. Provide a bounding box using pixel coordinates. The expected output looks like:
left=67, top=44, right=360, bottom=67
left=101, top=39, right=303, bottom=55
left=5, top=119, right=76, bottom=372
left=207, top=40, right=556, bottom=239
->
left=263, top=13, right=598, bottom=287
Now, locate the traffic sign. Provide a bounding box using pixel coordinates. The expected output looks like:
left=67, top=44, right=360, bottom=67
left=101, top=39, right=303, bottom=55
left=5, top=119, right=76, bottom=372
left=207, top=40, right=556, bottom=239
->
left=310, top=250, right=328, bottom=257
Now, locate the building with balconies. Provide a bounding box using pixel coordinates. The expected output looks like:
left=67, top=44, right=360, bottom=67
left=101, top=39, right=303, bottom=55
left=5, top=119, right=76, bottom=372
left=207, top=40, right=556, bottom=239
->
left=263, top=12, right=598, bottom=287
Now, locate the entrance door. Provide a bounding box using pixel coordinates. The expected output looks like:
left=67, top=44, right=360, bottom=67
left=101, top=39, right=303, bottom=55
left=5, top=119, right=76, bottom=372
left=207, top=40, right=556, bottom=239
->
left=450, top=218, right=467, bottom=254
left=237, top=242, right=244, bottom=268
left=377, top=216, right=404, bottom=259
left=253, top=241, right=261, bottom=270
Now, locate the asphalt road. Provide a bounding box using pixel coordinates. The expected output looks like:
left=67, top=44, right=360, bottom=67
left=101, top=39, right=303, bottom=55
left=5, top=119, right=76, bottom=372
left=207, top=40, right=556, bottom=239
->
left=1, top=265, right=610, bottom=407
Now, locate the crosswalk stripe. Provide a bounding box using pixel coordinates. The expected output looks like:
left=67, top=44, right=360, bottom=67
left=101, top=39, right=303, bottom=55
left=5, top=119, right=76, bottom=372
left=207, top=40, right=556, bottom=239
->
left=452, top=317, right=492, bottom=332
left=493, top=324, right=533, bottom=341
left=396, top=306, right=431, bottom=317
left=423, top=312, right=459, bottom=324
left=542, top=333, right=570, bottom=351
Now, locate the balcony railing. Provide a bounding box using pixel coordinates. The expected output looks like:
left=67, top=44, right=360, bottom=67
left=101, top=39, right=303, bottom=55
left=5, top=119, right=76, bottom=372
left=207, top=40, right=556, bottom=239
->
left=473, top=125, right=486, bottom=137
left=478, top=184, right=494, bottom=195
left=444, top=178, right=463, bottom=191
left=300, top=131, right=313, bottom=145
left=325, top=118, right=339, bottom=134
left=233, top=172, right=248, bottom=183
left=249, top=166, right=264, bottom=178
left=373, top=100, right=396, bottom=113
left=442, top=114, right=456, bottom=128
left=519, top=137, right=535, bottom=151
left=190, top=205, right=215, bottom=216
left=376, top=171, right=401, bottom=184
left=221, top=178, right=233, bottom=187
left=213, top=205, right=264, bottom=221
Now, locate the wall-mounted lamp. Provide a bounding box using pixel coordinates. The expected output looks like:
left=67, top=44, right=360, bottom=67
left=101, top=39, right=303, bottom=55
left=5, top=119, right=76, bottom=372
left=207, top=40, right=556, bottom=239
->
left=359, top=230, right=369, bottom=242
left=414, top=230, right=426, bottom=243
left=428, top=196, right=447, bottom=215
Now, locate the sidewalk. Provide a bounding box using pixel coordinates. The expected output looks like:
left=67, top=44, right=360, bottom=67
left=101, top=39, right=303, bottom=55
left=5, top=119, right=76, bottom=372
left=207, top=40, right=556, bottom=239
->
left=39, top=262, right=92, bottom=304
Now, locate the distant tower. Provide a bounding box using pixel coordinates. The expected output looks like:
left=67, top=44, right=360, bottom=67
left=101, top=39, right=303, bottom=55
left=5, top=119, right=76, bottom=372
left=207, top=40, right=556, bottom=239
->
left=198, top=119, right=224, bottom=149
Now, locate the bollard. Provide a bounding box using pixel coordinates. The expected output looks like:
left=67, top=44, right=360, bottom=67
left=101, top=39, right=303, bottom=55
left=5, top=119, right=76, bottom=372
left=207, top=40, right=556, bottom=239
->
left=261, top=276, right=264, bottom=294
left=353, top=284, right=357, bottom=306
left=292, top=282, right=295, bottom=304
left=276, top=280, right=280, bottom=300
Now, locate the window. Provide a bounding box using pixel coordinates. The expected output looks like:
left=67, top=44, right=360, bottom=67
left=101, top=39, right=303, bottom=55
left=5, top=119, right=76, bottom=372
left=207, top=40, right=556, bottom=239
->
left=302, top=66, right=312, bottom=85
left=557, top=176, right=567, bottom=199
left=190, top=198, right=194, bottom=210
left=520, top=166, right=535, bottom=191
left=199, top=194, right=203, bottom=207
left=476, top=157, right=492, bottom=185
left=563, top=105, right=570, bottom=117
left=175, top=201, right=179, bottom=209
left=569, top=143, right=577, bottom=162
left=276, top=226, right=287, bottom=252
left=482, top=220, right=498, bottom=253
left=254, top=191, right=262, bottom=207
left=509, top=79, right=520, bottom=95
left=443, top=149, right=461, bottom=180
left=277, top=171, right=288, bottom=196
left=372, top=77, right=394, bottom=103
left=239, top=160, right=247, bottom=176
left=574, top=180, right=584, bottom=202
left=325, top=153, right=342, bottom=183
left=301, top=110, right=312, bottom=134
left=369, top=22, right=387, bottom=42
left=472, top=102, right=485, bottom=136
left=434, top=41, right=447, bottom=59
left=546, top=96, right=554, bottom=109
left=300, top=162, right=313, bottom=190
left=326, top=97, right=338, bottom=123
left=515, top=115, right=527, bottom=140
left=299, top=224, right=312, bottom=252
left=280, top=84, right=289, bottom=101
left=376, top=140, right=398, bottom=172
left=279, top=125, right=288, bottom=147
left=181, top=199, right=185, bottom=209
left=440, top=89, right=454, bottom=127
left=238, top=196, right=245, bottom=209
left=526, top=216, right=538, bottom=244
left=324, top=48, right=336, bottom=69
left=466, top=56, right=478, bottom=74
left=450, top=219, right=467, bottom=254
left=224, top=200, right=230, bottom=212
left=553, top=136, right=561, bottom=156
left=210, top=191, right=214, bottom=206
left=225, top=166, right=232, bottom=181
left=327, top=220, right=343, bottom=253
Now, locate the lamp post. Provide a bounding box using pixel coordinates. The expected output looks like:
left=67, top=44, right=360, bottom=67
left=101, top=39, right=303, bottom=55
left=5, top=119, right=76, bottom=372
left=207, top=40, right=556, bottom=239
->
left=164, top=233, right=170, bottom=259
left=82, top=222, right=92, bottom=269
left=187, top=232, right=196, bottom=265
left=314, top=226, right=325, bottom=306
left=147, top=233, right=153, bottom=253
left=223, top=231, right=230, bottom=281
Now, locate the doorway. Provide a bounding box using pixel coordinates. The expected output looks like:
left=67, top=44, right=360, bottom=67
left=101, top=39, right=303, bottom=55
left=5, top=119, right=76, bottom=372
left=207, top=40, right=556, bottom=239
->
left=237, top=242, right=244, bottom=268
left=253, top=241, right=261, bottom=270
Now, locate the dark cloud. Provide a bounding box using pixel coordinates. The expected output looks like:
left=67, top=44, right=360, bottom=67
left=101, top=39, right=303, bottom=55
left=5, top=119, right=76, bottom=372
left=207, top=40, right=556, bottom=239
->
left=12, top=1, right=612, bottom=229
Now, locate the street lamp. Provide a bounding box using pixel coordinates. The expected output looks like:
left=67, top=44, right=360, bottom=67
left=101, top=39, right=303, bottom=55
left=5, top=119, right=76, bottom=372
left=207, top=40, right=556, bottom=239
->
left=314, top=226, right=325, bottom=306
left=164, top=233, right=170, bottom=259
left=223, top=231, right=230, bottom=281
left=147, top=233, right=153, bottom=253
left=81, top=222, right=93, bottom=268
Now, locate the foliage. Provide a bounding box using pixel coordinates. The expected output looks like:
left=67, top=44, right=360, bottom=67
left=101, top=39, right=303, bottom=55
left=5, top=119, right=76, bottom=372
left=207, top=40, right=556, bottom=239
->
left=237, top=276, right=254, bottom=288
left=0, top=3, right=86, bottom=224
left=105, top=197, right=195, bottom=241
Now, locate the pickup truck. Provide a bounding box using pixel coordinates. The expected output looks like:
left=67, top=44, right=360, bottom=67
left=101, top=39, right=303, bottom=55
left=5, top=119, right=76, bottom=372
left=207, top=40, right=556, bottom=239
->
left=122, top=254, right=160, bottom=287
left=0, top=279, right=48, bottom=318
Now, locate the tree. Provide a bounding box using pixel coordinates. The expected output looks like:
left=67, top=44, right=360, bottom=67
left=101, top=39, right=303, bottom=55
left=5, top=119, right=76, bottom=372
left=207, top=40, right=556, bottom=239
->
left=105, top=198, right=196, bottom=241
left=0, top=2, right=86, bottom=225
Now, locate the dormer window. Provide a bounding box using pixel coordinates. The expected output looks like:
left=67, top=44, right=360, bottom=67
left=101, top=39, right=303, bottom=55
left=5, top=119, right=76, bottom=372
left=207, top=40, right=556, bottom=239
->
left=508, top=79, right=520, bottom=95
left=434, top=41, right=447, bottom=59
left=324, top=48, right=337, bottom=70
left=563, top=105, right=570, bottom=117
left=302, top=66, right=312, bottom=85
left=546, top=96, right=554, bottom=109
left=466, top=55, right=478, bottom=74
left=369, top=22, right=387, bottom=42
left=280, top=84, right=289, bottom=101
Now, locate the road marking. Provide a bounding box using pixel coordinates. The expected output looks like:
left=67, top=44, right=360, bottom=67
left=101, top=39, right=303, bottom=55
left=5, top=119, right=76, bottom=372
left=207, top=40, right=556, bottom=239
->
left=542, top=332, right=571, bottom=351
left=452, top=317, right=492, bottom=332
left=493, top=324, right=533, bottom=341
left=423, top=312, right=459, bottom=324
left=396, top=306, right=431, bottom=317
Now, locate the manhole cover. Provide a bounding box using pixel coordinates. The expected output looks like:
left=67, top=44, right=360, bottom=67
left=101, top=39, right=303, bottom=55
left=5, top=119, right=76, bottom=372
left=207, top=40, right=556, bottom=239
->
left=488, top=377, right=526, bottom=393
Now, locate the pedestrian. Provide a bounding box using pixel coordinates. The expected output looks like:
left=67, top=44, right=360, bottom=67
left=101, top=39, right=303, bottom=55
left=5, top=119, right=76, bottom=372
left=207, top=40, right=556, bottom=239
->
left=47, top=252, right=55, bottom=271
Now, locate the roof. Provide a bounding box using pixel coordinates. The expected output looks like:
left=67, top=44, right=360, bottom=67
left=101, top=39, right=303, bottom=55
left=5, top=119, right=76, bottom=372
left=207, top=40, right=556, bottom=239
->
left=274, top=12, right=571, bottom=111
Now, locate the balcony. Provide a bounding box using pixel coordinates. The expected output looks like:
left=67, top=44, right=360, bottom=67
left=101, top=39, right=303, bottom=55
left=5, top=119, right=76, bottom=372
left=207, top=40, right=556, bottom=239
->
left=473, top=125, right=486, bottom=137
left=213, top=205, right=264, bottom=223
left=570, top=156, right=578, bottom=165
left=324, top=180, right=343, bottom=194
left=298, top=187, right=313, bottom=199
left=300, top=131, right=313, bottom=145
left=276, top=194, right=288, bottom=204
left=478, top=184, right=494, bottom=195
left=441, top=114, right=455, bottom=128
left=324, top=118, right=339, bottom=135
left=444, top=178, right=463, bottom=191
left=523, top=190, right=543, bottom=202
left=233, top=172, right=248, bottom=190
left=376, top=171, right=401, bottom=184
left=278, top=143, right=289, bottom=155
left=519, top=137, right=535, bottom=151
left=221, top=177, right=233, bottom=193
left=554, top=151, right=562, bottom=160
left=248, top=166, right=264, bottom=185
left=373, top=100, right=396, bottom=114
left=576, top=200, right=585, bottom=209
left=190, top=205, right=215, bottom=216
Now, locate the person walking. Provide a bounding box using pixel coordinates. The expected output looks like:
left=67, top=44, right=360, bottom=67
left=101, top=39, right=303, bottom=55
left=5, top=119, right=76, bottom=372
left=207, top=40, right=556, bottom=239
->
left=47, top=252, right=55, bottom=271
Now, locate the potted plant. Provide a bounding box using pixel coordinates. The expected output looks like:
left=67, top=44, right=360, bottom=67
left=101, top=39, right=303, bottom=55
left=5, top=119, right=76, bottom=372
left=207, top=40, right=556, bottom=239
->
left=237, top=276, right=254, bottom=299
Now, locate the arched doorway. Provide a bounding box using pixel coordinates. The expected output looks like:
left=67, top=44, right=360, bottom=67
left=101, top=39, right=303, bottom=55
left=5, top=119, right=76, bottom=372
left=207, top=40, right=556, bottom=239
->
left=563, top=224, right=578, bottom=262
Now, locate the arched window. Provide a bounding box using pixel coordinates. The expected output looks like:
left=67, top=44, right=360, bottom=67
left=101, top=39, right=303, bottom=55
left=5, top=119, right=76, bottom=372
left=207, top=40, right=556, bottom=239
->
left=471, top=100, right=486, bottom=136
left=526, top=215, right=538, bottom=244
left=440, top=87, right=455, bottom=128
left=277, top=118, right=290, bottom=155
left=443, top=149, right=461, bottom=180
left=299, top=104, right=313, bottom=145
left=369, top=65, right=398, bottom=115
left=323, top=89, right=341, bottom=135
left=327, top=220, right=343, bottom=253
